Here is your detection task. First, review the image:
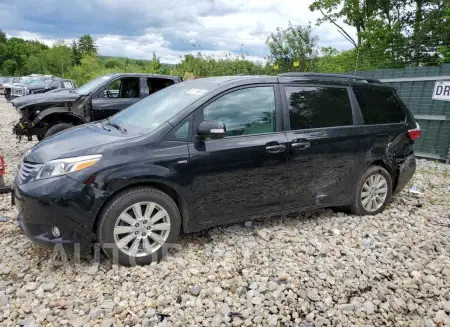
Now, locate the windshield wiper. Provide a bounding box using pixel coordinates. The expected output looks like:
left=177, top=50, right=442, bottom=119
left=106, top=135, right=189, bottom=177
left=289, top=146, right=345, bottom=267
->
left=103, top=117, right=127, bottom=133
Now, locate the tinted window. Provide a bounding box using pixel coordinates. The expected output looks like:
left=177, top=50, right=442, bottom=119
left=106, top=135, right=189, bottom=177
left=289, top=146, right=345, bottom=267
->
left=203, top=87, right=276, bottom=136
left=285, top=86, right=353, bottom=130
left=353, top=87, right=406, bottom=124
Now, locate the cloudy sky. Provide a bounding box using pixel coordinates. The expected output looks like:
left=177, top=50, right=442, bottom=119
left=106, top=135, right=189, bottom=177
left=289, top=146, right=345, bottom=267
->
left=0, top=0, right=356, bottom=64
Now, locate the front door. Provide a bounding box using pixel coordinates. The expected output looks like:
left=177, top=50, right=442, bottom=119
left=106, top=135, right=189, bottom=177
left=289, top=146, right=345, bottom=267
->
left=281, top=85, right=361, bottom=209
left=91, top=77, right=141, bottom=120
left=188, top=85, right=289, bottom=225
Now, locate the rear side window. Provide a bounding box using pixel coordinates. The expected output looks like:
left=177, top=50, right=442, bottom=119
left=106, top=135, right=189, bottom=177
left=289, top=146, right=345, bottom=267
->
left=353, top=87, right=406, bottom=124
left=285, top=86, right=353, bottom=130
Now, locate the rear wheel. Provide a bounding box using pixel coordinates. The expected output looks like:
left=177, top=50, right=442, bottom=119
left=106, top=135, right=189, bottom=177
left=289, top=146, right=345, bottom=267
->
left=350, top=166, right=392, bottom=215
left=97, top=187, right=181, bottom=266
left=44, top=123, right=73, bottom=138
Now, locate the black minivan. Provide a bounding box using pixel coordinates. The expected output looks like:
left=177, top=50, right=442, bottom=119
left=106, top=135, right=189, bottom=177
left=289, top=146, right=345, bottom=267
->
left=13, top=73, right=420, bottom=266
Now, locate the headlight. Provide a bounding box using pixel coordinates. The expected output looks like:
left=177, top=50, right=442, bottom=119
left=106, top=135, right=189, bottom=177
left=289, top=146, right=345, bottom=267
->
left=35, top=154, right=102, bottom=180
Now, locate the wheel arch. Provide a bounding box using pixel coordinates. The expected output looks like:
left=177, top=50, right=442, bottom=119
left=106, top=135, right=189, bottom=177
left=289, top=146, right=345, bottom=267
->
left=35, top=109, right=87, bottom=127
left=367, top=158, right=398, bottom=191
left=92, top=181, right=190, bottom=237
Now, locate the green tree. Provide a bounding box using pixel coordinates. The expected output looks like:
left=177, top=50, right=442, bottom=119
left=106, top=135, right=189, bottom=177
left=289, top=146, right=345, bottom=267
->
left=71, top=40, right=81, bottom=65
left=77, top=34, right=97, bottom=57
left=146, top=52, right=161, bottom=73
left=266, top=22, right=319, bottom=73
left=1, top=59, right=18, bottom=75
left=0, top=30, right=7, bottom=44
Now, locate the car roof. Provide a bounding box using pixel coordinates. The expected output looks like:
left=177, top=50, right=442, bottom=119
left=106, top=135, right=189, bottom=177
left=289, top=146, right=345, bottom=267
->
left=108, top=73, right=181, bottom=80
left=180, top=73, right=394, bottom=90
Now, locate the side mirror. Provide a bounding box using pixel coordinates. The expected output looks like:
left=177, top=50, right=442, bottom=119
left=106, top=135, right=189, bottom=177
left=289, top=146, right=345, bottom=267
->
left=197, top=120, right=226, bottom=139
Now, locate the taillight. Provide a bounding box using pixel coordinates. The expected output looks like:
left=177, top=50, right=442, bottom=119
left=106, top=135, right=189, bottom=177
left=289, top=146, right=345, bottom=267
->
left=0, top=156, right=5, bottom=176
left=408, top=123, right=421, bottom=140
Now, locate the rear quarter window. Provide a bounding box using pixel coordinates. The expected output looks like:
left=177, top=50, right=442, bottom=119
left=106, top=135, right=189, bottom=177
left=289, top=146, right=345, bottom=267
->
left=353, top=87, right=406, bottom=124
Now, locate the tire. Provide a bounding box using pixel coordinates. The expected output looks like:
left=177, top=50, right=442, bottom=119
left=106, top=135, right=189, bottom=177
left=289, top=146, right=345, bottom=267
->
left=97, top=187, right=181, bottom=266
left=44, top=123, right=73, bottom=138
left=350, top=165, right=393, bottom=216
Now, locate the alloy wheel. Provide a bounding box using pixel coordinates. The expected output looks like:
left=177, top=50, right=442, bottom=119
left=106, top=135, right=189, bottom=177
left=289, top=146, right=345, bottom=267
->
left=360, top=173, right=388, bottom=212
left=113, top=202, right=171, bottom=257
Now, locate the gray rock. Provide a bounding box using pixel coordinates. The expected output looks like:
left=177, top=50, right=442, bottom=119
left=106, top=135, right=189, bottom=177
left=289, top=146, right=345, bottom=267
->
left=434, top=310, right=450, bottom=325
left=335, top=262, right=346, bottom=270
left=40, top=282, right=55, bottom=292
left=84, top=264, right=99, bottom=275
left=0, top=295, right=8, bottom=306
left=306, top=313, right=314, bottom=322
left=73, top=318, right=85, bottom=327
left=244, top=221, right=252, bottom=227
left=190, top=285, right=201, bottom=296
left=256, top=229, right=271, bottom=241
left=407, top=300, right=416, bottom=312
left=100, top=300, right=115, bottom=310
left=318, top=272, right=328, bottom=280
left=232, top=317, right=244, bottom=326
left=424, top=318, right=435, bottom=327
left=363, top=301, right=375, bottom=314
left=25, top=282, right=38, bottom=291
left=101, top=318, right=115, bottom=327
left=268, top=315, right=278, bottom=327
left=252, top=296, right=262, bottom=305
left=424, top=275, right=438, bottom=285
left=145, top=308, right=156, bottom=317
left=315, top=302, right=328, bottom=312
left=220, top=303, right=230, bottom=315
left=443, top=301, right=450, bottom=313
left=89, top=307, right=103, bottom=319
left=307, top=288, right=320, bottom=302
left=339, top=303, right=354, bottom=312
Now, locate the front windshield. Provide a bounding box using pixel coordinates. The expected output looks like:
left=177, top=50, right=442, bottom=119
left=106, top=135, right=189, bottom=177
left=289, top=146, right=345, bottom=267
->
left=110, top=82, right=215, bottom=132
left=21, top=77, right=35, bottom=84
left=30, top=79, right=48, bottom=86
left=76, top=75, right=113, bottom=95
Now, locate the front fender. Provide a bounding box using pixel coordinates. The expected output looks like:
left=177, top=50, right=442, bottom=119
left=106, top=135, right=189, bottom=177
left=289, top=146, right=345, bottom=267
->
left=33, top=107, right=87, bottom=125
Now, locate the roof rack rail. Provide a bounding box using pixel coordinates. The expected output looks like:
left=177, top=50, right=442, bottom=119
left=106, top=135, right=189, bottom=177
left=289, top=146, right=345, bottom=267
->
left=278, top=72, right=382, bottom=84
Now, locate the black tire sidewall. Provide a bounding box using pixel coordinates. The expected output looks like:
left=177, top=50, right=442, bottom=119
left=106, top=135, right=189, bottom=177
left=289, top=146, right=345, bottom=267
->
left=352, top=166, right=393, bottom=216
left=44, top=123, right=73, bottom=138
left=97, top=187, right=181, bottom=266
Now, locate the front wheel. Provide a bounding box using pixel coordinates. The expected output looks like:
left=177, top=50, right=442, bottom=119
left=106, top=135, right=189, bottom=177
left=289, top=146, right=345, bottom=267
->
left=97, top=187, right=181, bottom=266
left=350, top=166, right=393, bottom=215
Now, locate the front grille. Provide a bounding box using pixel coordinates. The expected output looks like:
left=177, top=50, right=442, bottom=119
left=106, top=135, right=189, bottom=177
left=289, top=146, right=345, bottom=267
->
left=12, top=88, right=24, bottom=96
left=18, top=162, right=42, bottom=184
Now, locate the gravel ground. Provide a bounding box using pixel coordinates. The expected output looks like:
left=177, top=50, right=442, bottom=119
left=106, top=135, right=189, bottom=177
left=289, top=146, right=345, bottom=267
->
left=0, top=97, right=450, bottom=327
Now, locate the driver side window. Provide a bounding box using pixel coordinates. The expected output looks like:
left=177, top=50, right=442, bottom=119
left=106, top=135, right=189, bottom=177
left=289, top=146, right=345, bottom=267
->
left=202, top=86, right=276, bottom=137
left=103, top=78, right=140, bottom=98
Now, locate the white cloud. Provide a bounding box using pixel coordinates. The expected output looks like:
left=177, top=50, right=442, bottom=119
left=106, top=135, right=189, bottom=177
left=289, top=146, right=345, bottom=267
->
left=3, top=0, right=357, bottom=64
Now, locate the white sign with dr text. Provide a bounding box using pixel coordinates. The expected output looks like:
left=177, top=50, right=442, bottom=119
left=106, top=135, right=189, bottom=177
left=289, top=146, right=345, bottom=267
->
left=432, top=81, right=450, bottom=101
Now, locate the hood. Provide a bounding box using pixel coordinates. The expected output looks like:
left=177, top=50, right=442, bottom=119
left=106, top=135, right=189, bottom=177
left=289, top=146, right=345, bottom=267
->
left=11, top=90, right=81, bottom=109
left=25, top=123, right=142, bottom=163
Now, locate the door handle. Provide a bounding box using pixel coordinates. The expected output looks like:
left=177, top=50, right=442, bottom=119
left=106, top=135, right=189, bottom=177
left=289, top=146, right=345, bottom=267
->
left=266, top=144, right=286, bottom=153
left=291, top=142, right=310, bottom=150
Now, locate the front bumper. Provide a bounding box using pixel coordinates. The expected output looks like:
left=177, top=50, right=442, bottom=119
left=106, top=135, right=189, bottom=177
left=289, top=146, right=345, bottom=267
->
left=13, top=175, right=108, bottom=253
left=394, top=153, right=416, bottom=194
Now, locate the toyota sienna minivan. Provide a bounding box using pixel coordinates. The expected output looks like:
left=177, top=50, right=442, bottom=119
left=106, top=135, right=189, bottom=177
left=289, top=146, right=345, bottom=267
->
left=13, top=73, right=420, bottom=266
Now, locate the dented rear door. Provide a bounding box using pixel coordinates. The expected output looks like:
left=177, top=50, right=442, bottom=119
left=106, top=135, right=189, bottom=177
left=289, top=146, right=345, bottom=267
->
left=281, top=84, right=360, bottom=209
